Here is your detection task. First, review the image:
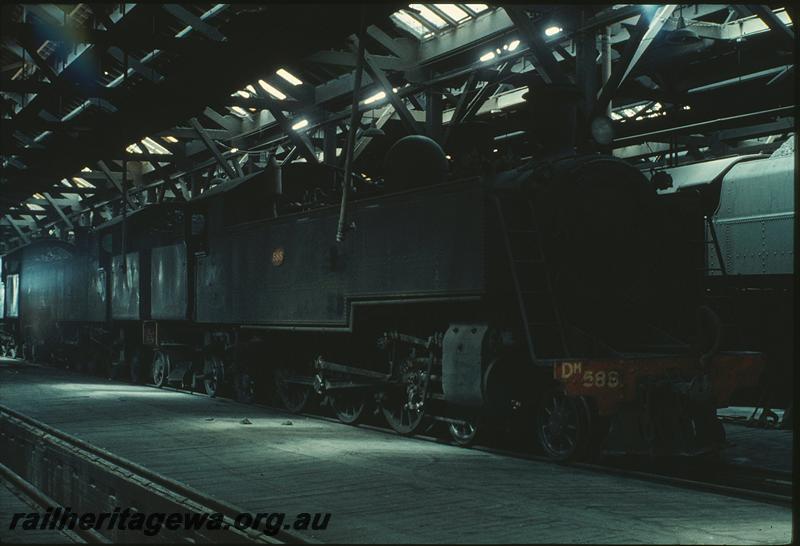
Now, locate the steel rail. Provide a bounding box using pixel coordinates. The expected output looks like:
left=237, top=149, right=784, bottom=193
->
left=7, top=362, right=793, bottom=510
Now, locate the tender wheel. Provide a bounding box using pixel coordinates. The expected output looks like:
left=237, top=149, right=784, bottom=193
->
left=536, top=390, right=589, bottom=461
left=234, top=369, right=257, bottom=404
left=330, top=390, right=367, bottom=425
left=448, top=419, right=480, bottom=447
left=274, top=368, right=310, bottom=413
left=202, top=354, right=224, bottom=398
left=151, top=350, right=170, bottom=388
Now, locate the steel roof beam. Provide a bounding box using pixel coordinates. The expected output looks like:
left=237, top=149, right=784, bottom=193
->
left=307, top=50, right=409, bottom=71
left=366, top=24, right=416, bottom=60
left=360, top=45, right=422, bottom=135
left=107, top=47, right=164, bottom=83
left=189, top=117, right=237, bottom=179
left=442, top=71, right=478, bottom=144
left=746, top=5, right=796, bottom=51
left=162, top=4, right=226, bottom=42
left=251, top=88, right=320, bottom=164
left=3, top=216, right=30, bottom=244
left=97, top=160, right=136, bottom=208
left=18, top=38, right=60, bottom=83
left=42, top=192, right=73, bottom=229
left=594, top=6, right=676, bottom=119
left=505, top=6, right=570, bottom=86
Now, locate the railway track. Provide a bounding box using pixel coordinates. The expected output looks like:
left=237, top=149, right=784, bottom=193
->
left=3, top=360, right=793, bottom=513
left=148, top=371, right=794, bottom=509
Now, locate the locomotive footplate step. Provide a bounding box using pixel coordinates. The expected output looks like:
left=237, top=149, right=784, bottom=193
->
left=0, top=362, right=792, bottom=544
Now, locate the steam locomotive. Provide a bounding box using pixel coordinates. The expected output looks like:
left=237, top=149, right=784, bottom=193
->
left=0, top=89, right=764, bottom=460
left=654, top=138, right=794, bottom=412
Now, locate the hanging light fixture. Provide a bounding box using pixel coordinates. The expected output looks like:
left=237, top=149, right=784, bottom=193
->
left=668, top=8, right=701, bottom=44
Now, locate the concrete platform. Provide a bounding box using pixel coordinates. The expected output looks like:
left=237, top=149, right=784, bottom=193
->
left=722, top=424, right=793, bottom=474
left=0, top=360, right=793, bottom=544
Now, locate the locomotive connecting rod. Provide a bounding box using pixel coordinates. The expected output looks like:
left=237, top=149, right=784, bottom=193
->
left=315, top=357, right=391, bottom=382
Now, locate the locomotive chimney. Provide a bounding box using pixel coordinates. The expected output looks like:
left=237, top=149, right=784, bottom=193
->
left=523, top=83, right=580, bottom=157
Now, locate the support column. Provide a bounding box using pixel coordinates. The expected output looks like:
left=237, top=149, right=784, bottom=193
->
left=600, top=26, right=612, bottom=116
left=323, top=123, right=337, bottom=166
left=425, top=87, right=443, bottom=145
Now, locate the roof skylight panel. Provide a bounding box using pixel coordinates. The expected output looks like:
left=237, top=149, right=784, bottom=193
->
left=391, top=10, right=430, bottom=38
left=72, top=177, right=95, bottom=189
left=434, top=4, right=471, bottom=23
left=141, top=137, right=172, bottom=155
left=464, top=4, right=489, bottom=14
left=409, top=4, right=448, bottom=28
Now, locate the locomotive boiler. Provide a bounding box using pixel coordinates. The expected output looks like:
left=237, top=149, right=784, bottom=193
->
left=0, top=87, right=765, bottom=460
left=654, top=138, right=794, bottom=413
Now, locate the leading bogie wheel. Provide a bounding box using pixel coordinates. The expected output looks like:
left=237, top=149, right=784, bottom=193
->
left=536, top=390, right=589, bottom=461
left=151, top=350, right=170, bottom=388
left=448, top=419, right=480, bottom=447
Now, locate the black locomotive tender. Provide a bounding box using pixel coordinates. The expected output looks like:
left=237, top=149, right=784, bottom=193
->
left=0, top=89, right=762, bottom=460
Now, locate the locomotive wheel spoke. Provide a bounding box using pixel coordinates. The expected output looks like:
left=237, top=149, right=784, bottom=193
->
left=235, top=369, right=257, bottom=404
left=203, top=354, right=224, bottom=398
left=274, top=368, right=310, bottom=413
left=381, top=385, right=426, bottom=435
left=536, top=390, right=588, bottom=461
left=330, top=390, right=367, bottom=425
left=151, top=351, right=169, bottom=388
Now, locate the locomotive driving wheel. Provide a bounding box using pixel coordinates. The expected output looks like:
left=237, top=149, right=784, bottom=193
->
left=234, top=368, right=257, bottom=404
left=381, top=360, right=428, bottom=435
left=151, top=350, right=170, bottom=388
left=536, top=389, right=589, bottom=461
left=274, top=367, right=311, bottom=413
left=202, top=354, right=224, bottom=398
left=330, top=389, right=367, bottom=425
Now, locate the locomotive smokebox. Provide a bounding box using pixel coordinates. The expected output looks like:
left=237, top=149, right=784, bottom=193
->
left=523, top=84, right=579, bottom=156
left=383, top=135, right=448, bottom=193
